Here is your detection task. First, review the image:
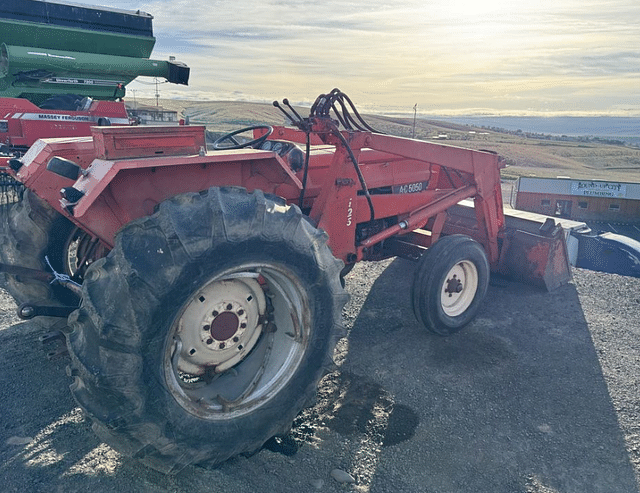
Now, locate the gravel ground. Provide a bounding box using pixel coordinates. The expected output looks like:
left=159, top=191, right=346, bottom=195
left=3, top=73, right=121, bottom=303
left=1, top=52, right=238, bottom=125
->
left=0, top=263, right=638, bottom=493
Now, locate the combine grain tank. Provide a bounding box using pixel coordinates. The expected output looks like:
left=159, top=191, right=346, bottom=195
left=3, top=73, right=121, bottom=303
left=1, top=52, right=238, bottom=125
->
left=0, top=0, right=188, bottom=103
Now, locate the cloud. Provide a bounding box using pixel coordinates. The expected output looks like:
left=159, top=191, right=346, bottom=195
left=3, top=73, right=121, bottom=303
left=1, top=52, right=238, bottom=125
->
left=81, top=0, right=640, bottom=115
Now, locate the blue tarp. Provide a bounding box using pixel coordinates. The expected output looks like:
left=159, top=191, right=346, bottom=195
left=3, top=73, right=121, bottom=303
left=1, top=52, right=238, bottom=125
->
left=576, top=232, right=640, bottom=278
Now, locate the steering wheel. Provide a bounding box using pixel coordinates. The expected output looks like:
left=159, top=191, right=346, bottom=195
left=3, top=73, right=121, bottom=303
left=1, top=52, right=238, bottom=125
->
left=212, top=125, right=274, bottom=150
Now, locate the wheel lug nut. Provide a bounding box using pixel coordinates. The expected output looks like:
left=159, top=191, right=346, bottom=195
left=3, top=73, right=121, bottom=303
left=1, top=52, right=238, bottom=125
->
left=226, top=304, right=233, bottom=310
left=212, top=310, right=219, bottom=317
left=219, top=342, right=226, bottom=349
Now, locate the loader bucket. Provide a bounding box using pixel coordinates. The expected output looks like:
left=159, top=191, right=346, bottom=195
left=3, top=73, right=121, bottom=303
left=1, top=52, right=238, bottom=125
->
left=500, top=216, right=572, bottom=291
left=443, top=202, right=575, bottom=291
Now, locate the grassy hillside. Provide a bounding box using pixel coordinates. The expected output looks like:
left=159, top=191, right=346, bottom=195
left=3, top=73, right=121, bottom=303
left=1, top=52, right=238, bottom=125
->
left=135, top=98, right=640, bottom=183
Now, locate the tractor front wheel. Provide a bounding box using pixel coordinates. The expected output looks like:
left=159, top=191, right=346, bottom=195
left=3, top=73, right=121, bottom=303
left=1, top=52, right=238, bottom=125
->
left=411, top=234, right=489, bottom=336
left=66, top=187, right=347, bottom=473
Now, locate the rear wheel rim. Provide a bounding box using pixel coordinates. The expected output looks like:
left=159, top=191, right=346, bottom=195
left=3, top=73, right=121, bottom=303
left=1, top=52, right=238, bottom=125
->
left=64, top=227, right=107, bottom=280
left=440, top=260, right=478, bottom=317
left=163, top=262, right=311, bottom=420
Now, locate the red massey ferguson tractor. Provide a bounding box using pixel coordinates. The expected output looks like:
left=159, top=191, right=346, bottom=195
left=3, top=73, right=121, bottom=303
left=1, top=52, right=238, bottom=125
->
left=0, top=90, right=570, bottom=473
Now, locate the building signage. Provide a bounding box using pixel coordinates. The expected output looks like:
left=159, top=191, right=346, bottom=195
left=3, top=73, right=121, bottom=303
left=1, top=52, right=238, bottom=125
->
left=570, top=181, right=627, bottom=198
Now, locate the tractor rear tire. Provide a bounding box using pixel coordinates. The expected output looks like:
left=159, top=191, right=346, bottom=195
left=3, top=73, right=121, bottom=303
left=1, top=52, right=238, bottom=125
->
left=411, top=234, right=489, bottom=336
left=66, top=187, right=348, bottom=473
left=0, top=190, right=78, bottom=306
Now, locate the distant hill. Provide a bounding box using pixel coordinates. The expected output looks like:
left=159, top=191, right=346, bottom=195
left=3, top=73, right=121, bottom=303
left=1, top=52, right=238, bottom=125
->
left=133, top=98, right=640, bottom=183
left=434, top=115, right=640, bottom=140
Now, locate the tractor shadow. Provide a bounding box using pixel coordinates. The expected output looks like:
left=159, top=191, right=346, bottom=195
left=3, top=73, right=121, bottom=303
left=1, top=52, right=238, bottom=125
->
left=0, top=256, right=638, bottom=493
left=287, top=257, right=639, bottom=492
left=0, top=308, right=177, bottom=492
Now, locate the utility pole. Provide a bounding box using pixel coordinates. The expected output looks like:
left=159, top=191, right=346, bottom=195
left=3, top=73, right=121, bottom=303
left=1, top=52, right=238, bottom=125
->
left=155, top=78, right=160, bottom=107
left=412, top=103, right=417, bottom=139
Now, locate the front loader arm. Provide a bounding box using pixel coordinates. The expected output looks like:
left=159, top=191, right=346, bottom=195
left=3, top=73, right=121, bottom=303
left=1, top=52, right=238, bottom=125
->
left=305, top=123, right=505, bottom=264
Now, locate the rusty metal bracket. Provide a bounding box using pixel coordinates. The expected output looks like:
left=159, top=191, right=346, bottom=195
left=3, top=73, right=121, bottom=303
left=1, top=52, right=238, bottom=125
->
left=0, top=262, right=54, bottom=282
left=0, top=258, right=82, bottom=298
left=46, top=345, right=69, bottom=360
left=39, top=330, right=66, bottom=344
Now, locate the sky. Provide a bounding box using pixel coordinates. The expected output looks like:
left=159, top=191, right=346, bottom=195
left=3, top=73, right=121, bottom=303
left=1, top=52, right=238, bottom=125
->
left=77, top=0, right=640, bottom=116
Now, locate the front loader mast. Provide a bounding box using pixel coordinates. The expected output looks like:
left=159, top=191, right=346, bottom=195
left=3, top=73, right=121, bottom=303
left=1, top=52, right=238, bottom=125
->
left=272, top=89, right=505, bottom=267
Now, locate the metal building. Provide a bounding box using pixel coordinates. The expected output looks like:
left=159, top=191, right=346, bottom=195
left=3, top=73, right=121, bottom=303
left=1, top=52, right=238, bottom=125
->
left=514, top=176, right=640, bottom=223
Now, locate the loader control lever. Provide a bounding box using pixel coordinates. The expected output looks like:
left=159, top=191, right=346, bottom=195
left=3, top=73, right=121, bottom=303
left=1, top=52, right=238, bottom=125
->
left=273, top=89, right=379, bottom=221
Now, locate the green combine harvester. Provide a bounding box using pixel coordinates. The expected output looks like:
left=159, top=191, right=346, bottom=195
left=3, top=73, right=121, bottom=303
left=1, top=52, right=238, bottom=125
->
left=0, top=0, right=189, bottom=104
left=0, top=0, right=189, bottom=203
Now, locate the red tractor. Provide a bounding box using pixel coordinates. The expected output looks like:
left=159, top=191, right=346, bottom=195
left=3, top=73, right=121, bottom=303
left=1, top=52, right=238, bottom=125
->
left=0, top=97, right=134, bottom=156
left=0, top=90, right=570, bottom=473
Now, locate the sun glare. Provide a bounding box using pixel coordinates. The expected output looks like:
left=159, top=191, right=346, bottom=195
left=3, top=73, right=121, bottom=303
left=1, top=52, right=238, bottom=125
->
left=446, top=0, right=511, bottom=17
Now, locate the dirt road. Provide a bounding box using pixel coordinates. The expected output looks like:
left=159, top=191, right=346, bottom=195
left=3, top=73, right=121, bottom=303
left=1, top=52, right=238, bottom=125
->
left=0, top=262, right=638, bottom=493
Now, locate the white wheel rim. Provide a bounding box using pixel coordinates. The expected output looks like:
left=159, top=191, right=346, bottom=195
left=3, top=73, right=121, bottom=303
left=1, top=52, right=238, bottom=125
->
left=173, top=277, right=267, bottom=375
left=164, top=263, right=311, bottom=420
left=440, top=260, right=478, bottom=317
